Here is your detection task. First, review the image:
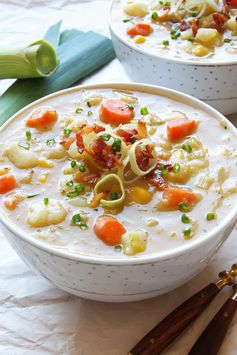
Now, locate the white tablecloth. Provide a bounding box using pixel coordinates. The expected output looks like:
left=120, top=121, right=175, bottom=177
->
left=0, top=1, right=237, bottom=354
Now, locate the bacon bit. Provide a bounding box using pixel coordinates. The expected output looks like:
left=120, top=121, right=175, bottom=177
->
left=222, top=4, right=231, bottom=16
left=86, top=137, right=123, bottom=170
left=136, top=144, right=154, bottom=171
left=146, top=169, right=168, bottom=191
left=74, top=172, right=101, bottom=186
left=213, top=13, right=229, bottom=32
left=116, top=128, right=138, bottom=144
left=88, top=192, right=107, bottom=208
left=76, top=124, right=105, bottom=154
left=60, top=136, right=75, bottom=150
left=137, top=121, right=147, bottom=139
left=191, top=19, right=199, bottom=35
left=180, top=20, right=190, bottom=31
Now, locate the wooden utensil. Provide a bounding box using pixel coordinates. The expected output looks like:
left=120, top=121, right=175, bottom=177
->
left=128, top=264, right=237, bottom=355
left=188, top=283, right=237, bottom=355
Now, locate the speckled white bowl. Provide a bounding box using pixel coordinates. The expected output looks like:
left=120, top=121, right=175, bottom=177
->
left=109, top=1, right=237, bottom=116
left=1, top=83, right=237, bottom=302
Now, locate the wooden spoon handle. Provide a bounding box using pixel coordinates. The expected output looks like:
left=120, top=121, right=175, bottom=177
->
left=188, top=298, right=237, bottom=355
left=129, top=283, right=219, bottom=355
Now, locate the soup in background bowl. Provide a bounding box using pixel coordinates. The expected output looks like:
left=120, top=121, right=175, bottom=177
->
left=0, top=83, right=237, bottom=302
left=109, top=0, right=237, bottom=115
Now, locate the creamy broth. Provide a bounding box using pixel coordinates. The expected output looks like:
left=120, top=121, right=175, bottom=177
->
left=111, top=0, right=237, bottom=62
left=0, top=87, right=237, bottom=259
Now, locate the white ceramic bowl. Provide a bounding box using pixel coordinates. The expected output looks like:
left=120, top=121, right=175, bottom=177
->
left=109, top=1, right=237, bottom=116
left=1, top=83, right=237, bottom=303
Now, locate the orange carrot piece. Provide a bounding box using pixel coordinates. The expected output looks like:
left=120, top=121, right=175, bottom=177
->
left=127, top=23, right=152, bottom=37
left=0, top=174, right=16, bottom=194
left=99, top=99, right=134, bottom=125
left=167, top=118, right=197, bottom=141
left=94, top=215, right=126, bottom=246
left=26, top=109, right=58, bottom=130
left=163, top=187, right=198, bottom=209
left=60, top=136, right=75, bottom=150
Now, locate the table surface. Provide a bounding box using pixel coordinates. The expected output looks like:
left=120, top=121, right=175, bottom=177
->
left=1, top=1, right=237, bottom=354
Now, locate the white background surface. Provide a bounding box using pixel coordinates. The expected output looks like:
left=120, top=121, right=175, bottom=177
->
left=0, top=1, right=237, bottom=354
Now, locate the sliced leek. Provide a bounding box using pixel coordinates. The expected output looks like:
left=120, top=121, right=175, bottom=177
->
left=129, top=139, right=157, bottom=176
left=94, top=174, right=125, bottom=208
left=0, top=40, right=59, bottom=79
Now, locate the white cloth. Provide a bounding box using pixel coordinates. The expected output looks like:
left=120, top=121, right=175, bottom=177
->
left=0, top=1, right=237, bottom=354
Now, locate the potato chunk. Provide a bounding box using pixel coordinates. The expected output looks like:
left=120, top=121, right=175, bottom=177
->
left=5, top=143, right=38, bottom=169
left=122, top=230, right=148, bottom=256
left=195, top=28, right=219, bottom=45
left=44, top=143, right=66, bottom=159
left=27, top=199, right=67, bottom=227
left=68, top=141, right=81, bottom=159
left=124, top=3, right=148, bottom=17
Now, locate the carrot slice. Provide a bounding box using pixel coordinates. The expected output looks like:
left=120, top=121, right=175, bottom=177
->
left=0, top=174, right=16, bottom=194
left=26, top=109, right=58, bottom=130
left=163, top=187, right=198, bottom=209
left=99, top=99, right=134, bottom=124
left=94, top=215, right=126, bottom=246
left=167, top=118, right=197, bottom=141
left=127, top=23, right=152, bottom=37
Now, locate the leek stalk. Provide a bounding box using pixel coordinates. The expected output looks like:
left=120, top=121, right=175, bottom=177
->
left=0, top=40, right=59, bottom=79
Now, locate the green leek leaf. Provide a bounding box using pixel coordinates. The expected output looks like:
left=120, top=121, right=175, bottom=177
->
left=44, top=21, right=62, bottom=48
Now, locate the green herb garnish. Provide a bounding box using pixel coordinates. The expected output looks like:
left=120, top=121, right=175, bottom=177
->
left=171, top=30, right=181, bottom=40
left=75, top=184, right=85, bottom=193
left=44, top=197, right=49, bottom=206
left=179, top=202, right=189, bottom=212
left=79, top=222, right=88, bottom=230
left=27, top=193, right=39, bottom=198
left=163, top=40, right=170, bottom=46
left=173, top=163, right=180, bottom=174
left=183, top=228, right=191, bottom=239
left=181, top=214, right=191, bottom=224
left=67, top=191, right=79, bottom=198
left=46, top=138, right=56, bottom=146
left=152, top=11, right=158, bottom=20
left=18, top=142, right=30, bottom=150
left=79, top=163, right=86, bottom=172
left=71, top=160, right=77, bottom=168
left=181, top=143, right=192, bottom=153
left=66, top=180, right=74, bottom=187
left=114, top=245, right=122, bottom=252
left=87, top=111, right=93, bottom=116
left=123, top=18, right=132, bottom=23
left=63, top=128, right=72, bottom=137
left=110, top=192, right=120, bottom=200
left=75, top=107, right=83, bottom=114
left=102, top=133, right=111, bottom=141
left=112, top=138, right=122, bottom=152
left=206, top=212, right=216, bottom=221
left=130, top=136, right=137, bottom=144
left=25, top=130, right=31, bottom=141
left=140, top=106, right=149, bottom=115
left=72, top=214, right=81, bottom=224
left=224, top=38, right=231, bottom=43
left=160, top=164, right=168, bottom=175
left=87, top=101, right=91, bottom=107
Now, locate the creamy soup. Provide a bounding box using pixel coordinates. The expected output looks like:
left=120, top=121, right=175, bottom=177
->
left=0, top=87, right=237, bottom=259
left=111, top=0, right=237, bottom=61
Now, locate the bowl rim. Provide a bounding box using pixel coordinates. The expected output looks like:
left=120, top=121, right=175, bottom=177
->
left=1, top=82, right=237, bottom=265
left=108, top=0, right=237, bottom=67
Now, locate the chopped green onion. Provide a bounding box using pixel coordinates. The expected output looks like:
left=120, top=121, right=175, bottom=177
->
left=188, top=38, right=194, bottom=43
left=224, top=38, right=231, bottom=43
left=163, top=40, right=170, bottom=46
left=71, top=160, right=77, bottom=168
left=183, top=228, right=191, bottom=239
left=79, top=163, right=86, bottom=172
left=46, top=138, right=56, bottom=146
left=160, top=165, right=168, bottom=175
left=75, top=184, right=85, bottom=193
left=171, top=30, right=181, bottom=40
left=140, top=107, right=149, bottom=115
left=159, top=0, right=164, bottom=4
left=0, top=40, right=59, bottom=79
left=18, top=142, right=30, bottom=150
left=114, top=245, right=122, bottom=252
left=75, top=107, right=83, bottom=113
left=66, top=180, right=74, bottom=187
left=44, top=197, right=49, bottom=206
left=206, top=212, right=216, bottom=221
left=110, top=192, right=120, bottom=200
left=165, top=1, right=170, bottom=5
left=72, top=213, right=81, bottom=224
left=181, top=214, right=191, bottom=224
left=102, top=133, right=111, bottom=141
left=130, top=136, right=137, bottom=144
left=25, top=130, right=31, bottom=141
left=191, top=12, right=197, bottom=17
left=79, top=222, right=88, bottom=230
left=152, top=12, right=158, bottom=20
left=181, top=143, right=192, bottom=153
left=87, top=111, right=93, bottom=116
left=112, top=138, right=122, bottom=152
left=123, top=18, right=132, bottom=23
left=27, top=193, right=39, bottom=198
left=63, top=128, right=72, bottom=136
left=67, top=190, right=79, bottom=198
left=173, top=163, right=180, bottom=174
left=87, top=101, right=91, bottom=107
left=179, top=202, right=189, bottom=212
